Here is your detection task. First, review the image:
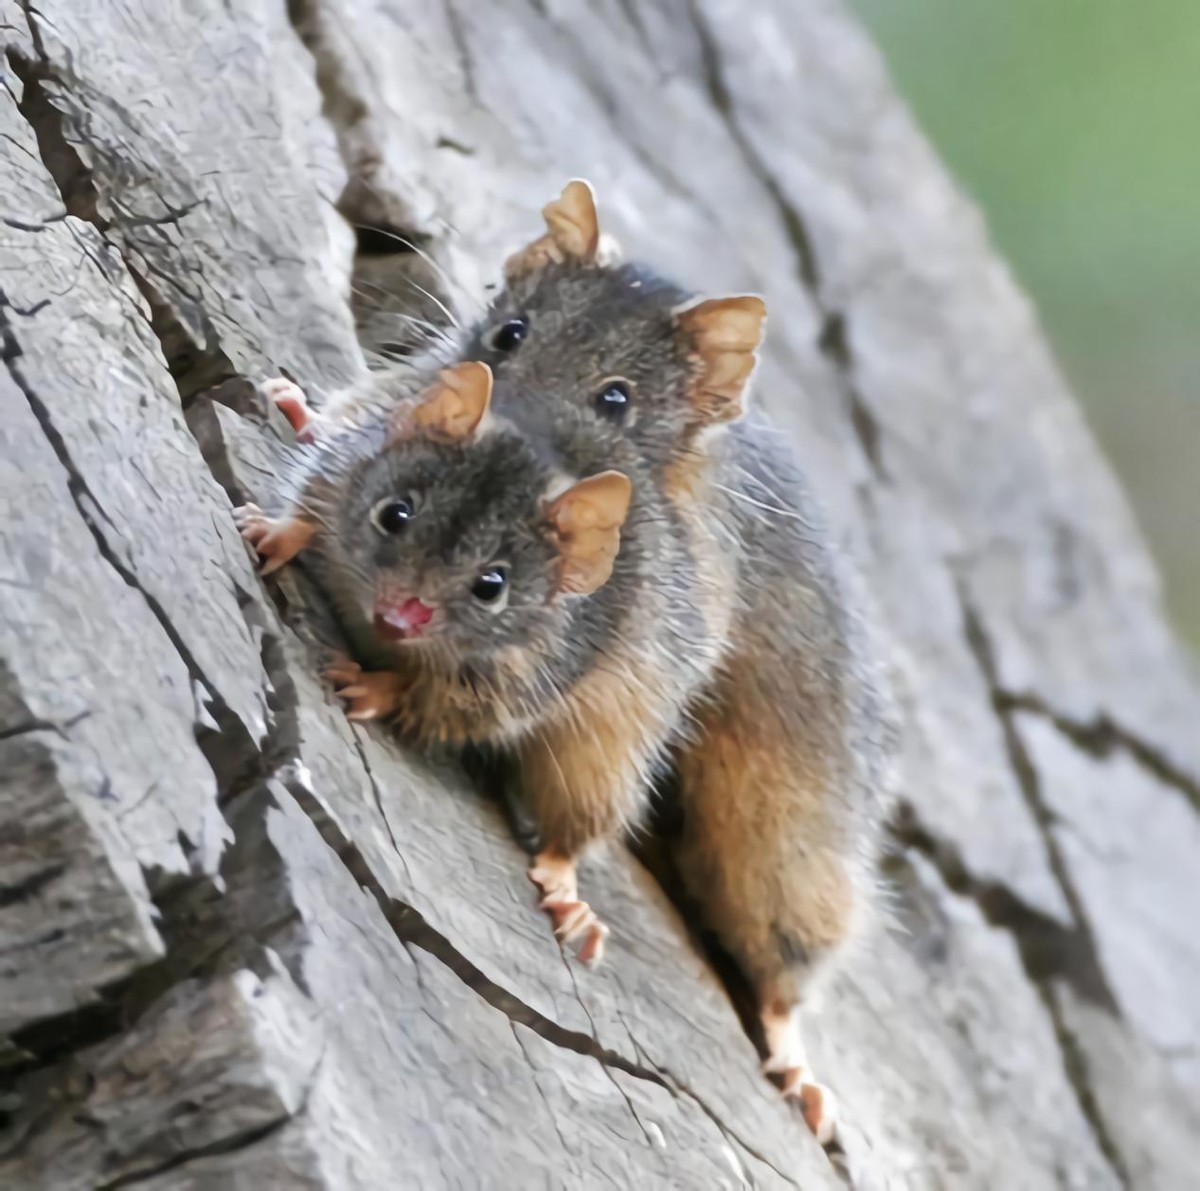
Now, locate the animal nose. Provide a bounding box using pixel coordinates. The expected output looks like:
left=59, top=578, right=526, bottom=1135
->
left=373, top=596, right=435, bottom=640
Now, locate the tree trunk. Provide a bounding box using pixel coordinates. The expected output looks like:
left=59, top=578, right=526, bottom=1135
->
left=2, top=1, right=1197, bottom=1186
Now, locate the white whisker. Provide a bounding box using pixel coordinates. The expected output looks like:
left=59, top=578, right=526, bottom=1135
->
left=713, top=481, right=801, bottom=520
left=353, top=214, right=474, bottom=310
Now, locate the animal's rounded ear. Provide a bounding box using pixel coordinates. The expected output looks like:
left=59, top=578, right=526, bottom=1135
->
left=674, top=295, right=767, bottom=426
left=388, top=361, right=493, bottom=445
left=505, top=179, right=602, bottom=281
left=543, top=470, right=632, bottom=598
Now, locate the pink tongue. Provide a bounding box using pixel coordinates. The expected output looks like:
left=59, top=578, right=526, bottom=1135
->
left=374, top=597, right=434, bottom=640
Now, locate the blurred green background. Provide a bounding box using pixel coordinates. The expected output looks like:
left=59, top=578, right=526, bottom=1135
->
left=852, top=0, right=1200, bottom=650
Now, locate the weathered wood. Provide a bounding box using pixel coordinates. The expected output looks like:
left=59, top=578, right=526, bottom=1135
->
left=1, top=0, right=1197, bottom=1187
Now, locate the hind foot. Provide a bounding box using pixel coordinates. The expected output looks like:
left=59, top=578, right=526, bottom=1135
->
left=761, top=997, right=837, bottom=1145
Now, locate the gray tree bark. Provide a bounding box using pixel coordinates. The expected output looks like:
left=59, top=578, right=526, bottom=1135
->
left=1, top=1, right=1198, bottom=1187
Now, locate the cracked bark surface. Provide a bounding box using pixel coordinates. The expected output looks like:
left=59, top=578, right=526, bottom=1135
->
left=1, top=0, right=1197, bottom=1187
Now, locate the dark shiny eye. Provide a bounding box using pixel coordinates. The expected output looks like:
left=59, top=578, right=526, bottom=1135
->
left=370, top=496, right=415, bottom=535
left=487, top=318, right=529, bottom=352
left=471, top=567, right=508, bottom=604
left=594, top=378, right=632, bottom=420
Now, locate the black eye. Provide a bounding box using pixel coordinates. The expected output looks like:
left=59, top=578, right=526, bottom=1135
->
left=370, top=496, right=415, bottom=535
left=487, top=318, right=528, bottom=353
left=594, top=378, right=632, bottom=420
left=471, top=567, right=508, bottom=604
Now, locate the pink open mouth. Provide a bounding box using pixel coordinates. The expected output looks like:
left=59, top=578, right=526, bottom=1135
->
left=373, top=597, right=435, bottom=641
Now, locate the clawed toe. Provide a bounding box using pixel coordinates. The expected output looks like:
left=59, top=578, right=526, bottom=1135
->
left=238, top=522, right=269, bottom=545
left=778, top=1071, right=837, bottom=1146
left=323, top=657, right=362, bottom=687
left=261, top=376, right=321, bottom=442
left=544, top=897, right=590, bottom=940
left=232, top=505, right=275, bottom=556
left=324, top=662, right=404, bottom=722
left=232, top=503, right=266, bottom=532
left=577, top=919, right=609, bottom=966
left=760, top=1000, right=838, bottom=1146
left=230, top=509, right=316, bottom=574
left=542, top=897, right=609, bottom=966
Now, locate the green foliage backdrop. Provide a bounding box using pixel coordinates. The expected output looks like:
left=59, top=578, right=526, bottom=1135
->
left=853, top=0, right=1200, bottom=648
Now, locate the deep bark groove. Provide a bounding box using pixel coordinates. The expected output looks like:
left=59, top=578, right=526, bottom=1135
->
left=955, top=585, right=1132, bottom=1187
left=686, top=0, right=887, bottom=481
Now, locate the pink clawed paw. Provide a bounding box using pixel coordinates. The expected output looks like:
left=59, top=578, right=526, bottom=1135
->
left=260, top=376, right=319, bottom=443
left=324, top=657, right=405, bottom=721
left=232, top=504, right=314, bottom=574
left=528, top=854, right=610, bottom=966
left=761, top=1001, right=838, bottom=1146
left=544, top=897, right=610, bottom=966
left=767, top=1062, right=838, bottom=1146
